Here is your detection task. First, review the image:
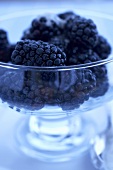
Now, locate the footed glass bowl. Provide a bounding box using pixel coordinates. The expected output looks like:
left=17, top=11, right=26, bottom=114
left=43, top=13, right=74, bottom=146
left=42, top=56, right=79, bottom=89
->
left=0, top=9, right=113, bottom=163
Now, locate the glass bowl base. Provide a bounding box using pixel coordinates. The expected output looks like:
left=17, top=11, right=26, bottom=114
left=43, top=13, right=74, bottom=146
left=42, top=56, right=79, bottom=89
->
left=15, top=115, right=97, bottom=162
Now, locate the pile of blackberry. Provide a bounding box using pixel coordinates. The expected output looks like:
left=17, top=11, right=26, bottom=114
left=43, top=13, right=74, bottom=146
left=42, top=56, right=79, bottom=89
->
left=0, top=11, right=111, bottom=111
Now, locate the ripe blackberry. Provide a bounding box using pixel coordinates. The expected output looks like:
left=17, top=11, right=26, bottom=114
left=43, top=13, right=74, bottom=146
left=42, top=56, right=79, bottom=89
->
left=58, top=11, right=78, bottom=20
left=11, top=40, right=66, bottom=66
left=21, top=15, right=63, bottom=42
left=92, top=65, right=107, bottom=79
left=90, top=65, right=109, bottom=97
left=0, top=46, right=10, bottom=62
left=49, top=36, right=69, bottom=52
left=58, top=69, right=96, bottom=110
left=75, top=69, right=96, bottom=93
left=90, top=77, right=109, bottom=98
left=0, top=29, right=12, bottom=62
left=0, top=29, right=9, bottom=46
left=94, top=35, right=111, bottom=59
left=66, top=46, right=101, bottom=65
left=65, top=17, right=98, bottom=48
left=66, top=44, right=109, bottom=98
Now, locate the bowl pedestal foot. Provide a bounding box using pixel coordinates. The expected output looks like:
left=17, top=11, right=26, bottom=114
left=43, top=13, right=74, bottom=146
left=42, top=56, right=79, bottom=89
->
left=16, top=113, right=97, bottom=162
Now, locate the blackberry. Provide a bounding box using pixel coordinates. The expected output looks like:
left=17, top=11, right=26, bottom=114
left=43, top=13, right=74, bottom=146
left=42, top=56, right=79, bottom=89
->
left=22, top=15, right=63, bottom=42
left=65, top=17, right=98, bottom=48
left=75, top=69, right=96, bottom=93
left=58, top=69, right=96, bottom=110
left=94, top=35, right=111, bottom=59
left=0, top=46, right=10, bottom=62
left=0, top=29, right=9, bottom=46
left=90, top=65, right=109, bottom=97
left=92, top=65, right=107, bottom=79
left=49, top=36, right=69, bottom=52
left=90, top=77, right=109, bottom=98
left=11, top=40, right=66, bottom=66
left=66, top=46, right=101, bottom=65
left=0, top=29, right=12, bottom=62
left=66, top=43, right=109, bottom=98
left=58, top=11, right=78, bottom=20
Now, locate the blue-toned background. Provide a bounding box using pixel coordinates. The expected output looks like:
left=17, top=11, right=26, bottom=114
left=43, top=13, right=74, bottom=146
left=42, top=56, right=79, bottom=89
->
left=0, top=1, right=113, bottom=170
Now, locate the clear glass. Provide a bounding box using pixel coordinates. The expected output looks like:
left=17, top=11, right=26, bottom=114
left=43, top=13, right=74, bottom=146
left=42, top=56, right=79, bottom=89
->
left=0, top=9, right=113, bottom=164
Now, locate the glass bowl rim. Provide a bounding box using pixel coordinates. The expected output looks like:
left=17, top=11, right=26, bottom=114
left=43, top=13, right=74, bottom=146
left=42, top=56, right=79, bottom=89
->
left=0, top=8, right=113, bottom=71
left=0, top=58, right=113, bottom=71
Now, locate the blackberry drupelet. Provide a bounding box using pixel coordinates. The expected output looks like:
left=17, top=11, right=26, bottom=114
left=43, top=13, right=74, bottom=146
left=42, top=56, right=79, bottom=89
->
left=65, top=17, right=98, bottom=48
left=94, top=35, right=111, bottom=59
left=11, top=40, right=66, bottom=66
left=0, top=29, right=12, bottom=62
left=49, top=36, right=69, bottom=52
left=21, top=15, right=63, bottom=42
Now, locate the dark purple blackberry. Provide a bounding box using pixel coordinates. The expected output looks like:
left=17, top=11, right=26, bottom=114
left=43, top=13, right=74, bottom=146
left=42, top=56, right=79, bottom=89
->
left=90, top=65, right=109, bottom=97
left=21, top=15, right=63, bottom=42
left=49, top=36, right=69, bottom=52
left=0, top=29, right=12, bottom=62
left=11, top=40, right=66, bottom=66
left=75, top=69, right=96, bottom=93
left=66, top=43, right=109, bottom=98
left=66, top=46, right=101, bottom=65
left=92, top=65, right=107, bottom=79
left=58, top=69, right=96, bottom=110
left=90, top=77, right=109, bottom=98
left=94, top=35, right=111, bottom=59
left=0, top=29, right=9, bottom=46
left=58, top=11, right=78, bottom=20
left=65, top=17, right=98, bottom=48
left=0, top=46, right=10, bottom=62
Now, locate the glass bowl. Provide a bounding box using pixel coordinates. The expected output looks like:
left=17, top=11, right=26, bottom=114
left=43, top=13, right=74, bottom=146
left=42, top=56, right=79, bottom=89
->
left=0, top=9, right=113, bottom=163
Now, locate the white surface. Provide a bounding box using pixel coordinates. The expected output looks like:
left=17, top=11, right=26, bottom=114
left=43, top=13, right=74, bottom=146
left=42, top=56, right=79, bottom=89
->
left=0, top=1, right=113, bottom=170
